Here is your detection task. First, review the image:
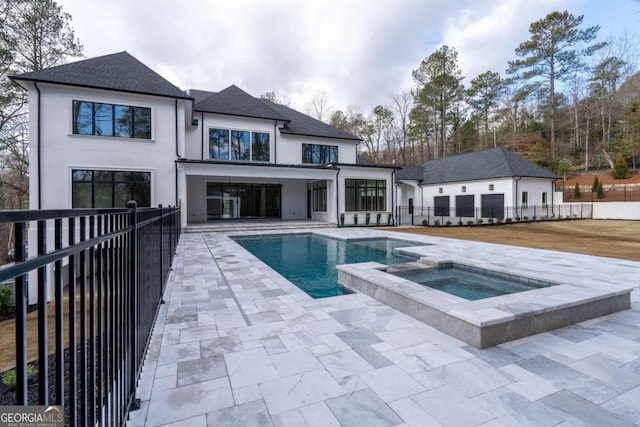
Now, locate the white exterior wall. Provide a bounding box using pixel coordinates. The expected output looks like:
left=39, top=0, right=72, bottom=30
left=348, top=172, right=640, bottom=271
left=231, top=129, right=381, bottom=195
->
left=185, top=113, right=278, bottom=161
left=421, top=178, right=515, bottom=211
left=277, top=134, right=358, bottom=165
left=592, top=202, right=640, bottom=220
left=28, top=82, right=182, bottom=209
left=518, top=178, right=558, bottom=207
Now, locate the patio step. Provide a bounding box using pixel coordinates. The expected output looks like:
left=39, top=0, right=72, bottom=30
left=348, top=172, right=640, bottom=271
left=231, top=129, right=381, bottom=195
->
left=183, top=220, right=336, bottom=233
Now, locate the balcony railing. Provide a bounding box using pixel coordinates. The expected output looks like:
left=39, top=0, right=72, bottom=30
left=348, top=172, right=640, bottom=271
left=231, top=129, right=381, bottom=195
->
left=396, top=204, right=593, bottom=226
left=0, top=202, right=180, bottom=426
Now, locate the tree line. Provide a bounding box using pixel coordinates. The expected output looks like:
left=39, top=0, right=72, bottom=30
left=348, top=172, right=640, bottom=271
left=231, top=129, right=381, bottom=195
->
left=313, top=10, right=639, bottom=176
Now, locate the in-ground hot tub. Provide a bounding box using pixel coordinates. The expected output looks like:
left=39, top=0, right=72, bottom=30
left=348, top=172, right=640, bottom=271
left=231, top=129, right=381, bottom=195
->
left=337, top=259, right=632, bottom=348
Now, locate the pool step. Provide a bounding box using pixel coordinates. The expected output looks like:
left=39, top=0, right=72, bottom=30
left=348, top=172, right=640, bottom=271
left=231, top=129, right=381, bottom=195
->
left=184, top=220, right=336, bottom=233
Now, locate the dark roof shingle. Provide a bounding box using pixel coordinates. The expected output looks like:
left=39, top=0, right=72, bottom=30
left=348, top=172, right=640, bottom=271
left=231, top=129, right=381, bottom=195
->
left=396, top=165, right=424, bottom=181
left=11, top=51, right=191, bottom=99
left=421, top=147, right=557, bottom=184
left=194, top=85, right=290, bottom=122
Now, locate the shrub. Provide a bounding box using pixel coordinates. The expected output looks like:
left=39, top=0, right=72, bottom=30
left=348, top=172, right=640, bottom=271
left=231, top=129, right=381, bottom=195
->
left=365, top=212, right=371, bottom=226
left=476, top=218, right=483, bottom=225
left=445, top=220, right=452, bottom=226
left=532, top=216, right=537, bottom=220
left=353, top=214, right=358, bottom=226
left=339, top=213, right=345, bottom=227
left=421, top=219, right=429, bottom=226
left=597, top=182, right=605, bottom=199
left=591, top=176, right=600, bottom=193
left=574, top=182, right=582, bottom=199
left=457, top=220, right=463, bottom=226
left=466, top=220, right=474, bottom=226
left=434, top=220, right=441, bottom=226
left=506, top=218, right=513, bottom=223
left=2, top=365, right=38, bottom=388
left=0, top=288, right=12, bottom=316
left=523, top=216, right=529, bottom=221
left=496, top=218, right=503, bottom=224
left=488, top=218, right=494, bottom=224
left=387, top=212, right=393, bottom=225
left=376, top=212, right=382, bottom=226
left=612, top=153, right=629, bottom=179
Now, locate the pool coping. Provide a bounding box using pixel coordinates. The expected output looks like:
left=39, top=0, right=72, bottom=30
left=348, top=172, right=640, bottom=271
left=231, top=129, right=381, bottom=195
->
left=337, top=257, right=633, bottom=348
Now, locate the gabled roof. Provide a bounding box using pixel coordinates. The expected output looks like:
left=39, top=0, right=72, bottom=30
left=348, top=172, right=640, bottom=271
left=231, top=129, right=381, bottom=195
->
left=261, top=100, right=361, bottom=141
left=11, top=51, right=191, bottom=99
left=188, top=89, right=216, bottom=104
left=194, top=85, right=290, bottom=122
left=420, top=147, right=557, bottom=184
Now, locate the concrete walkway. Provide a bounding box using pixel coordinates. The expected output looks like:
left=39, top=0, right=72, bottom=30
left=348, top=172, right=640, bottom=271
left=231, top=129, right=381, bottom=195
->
left=128, top=229, right=640, bottom=426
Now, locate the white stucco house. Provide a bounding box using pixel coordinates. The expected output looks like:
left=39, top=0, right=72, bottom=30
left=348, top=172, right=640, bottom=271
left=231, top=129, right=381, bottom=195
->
left=11, top=52, right=397, bottom=227
left=396, top=147, right=558, bottom=224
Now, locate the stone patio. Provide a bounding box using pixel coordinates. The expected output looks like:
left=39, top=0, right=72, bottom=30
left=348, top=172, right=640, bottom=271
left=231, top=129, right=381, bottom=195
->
left=127, top=228, right=640, bottom=426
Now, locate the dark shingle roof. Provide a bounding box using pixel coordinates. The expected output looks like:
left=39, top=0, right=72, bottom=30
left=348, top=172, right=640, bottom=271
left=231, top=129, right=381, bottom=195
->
left=188, top=89, right=216, bottom=104
left=194, top=85, right=290, bottom=122
left=11, top=51, right=191, bottom=99
left=421, top=147, right=557, bottom=184
left=260, top=100, right=360, bottom=141
left=396, top=165, right=424, bottom=181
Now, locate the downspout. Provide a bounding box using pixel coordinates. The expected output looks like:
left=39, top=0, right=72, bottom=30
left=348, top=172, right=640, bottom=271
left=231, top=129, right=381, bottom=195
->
left=34, top=82, right=41, bottom=209
left=201, top=112, right=205, bottom=160
left=391, top=169, right=396, bottom=225
left=335, top=167, right=340, bottom=225
left=551, top=179, right=556, bottom=216
left=175, top=99, right=179, bottom=206
left=515, top=177, right=521, bottom=218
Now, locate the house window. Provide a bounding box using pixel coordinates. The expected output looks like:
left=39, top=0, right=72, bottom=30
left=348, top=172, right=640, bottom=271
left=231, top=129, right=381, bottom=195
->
left=489, top=184, right=494, bottom=191
left=542, top=192, right=548, bottom=207
left=438, top=187, right=443, bottom=194
left=72, top=100, right=151, bottom=139
left=522, top=191, right=528, bottom=208
left=461, top=186, right=467, bottom=193
left=345, top=179, right=386, bottom=211
left=208, top=128, right=270, bottom=162
left=302, top=143, right=338, bottom=164
left=72, top=169, right=151, bottom=208
left=311, top=181, right=327, bottom=212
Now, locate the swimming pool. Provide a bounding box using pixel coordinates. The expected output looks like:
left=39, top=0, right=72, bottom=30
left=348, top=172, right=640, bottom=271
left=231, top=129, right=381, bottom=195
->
left=233, top=234, right=421, bottom=298
left=390, top=263, right=555, bottom=301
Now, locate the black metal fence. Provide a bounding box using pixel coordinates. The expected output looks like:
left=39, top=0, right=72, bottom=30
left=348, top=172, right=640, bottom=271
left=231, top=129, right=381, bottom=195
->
left=397, top=204, right=593, bottom=226
left=0, top=202, right=180, bottom=426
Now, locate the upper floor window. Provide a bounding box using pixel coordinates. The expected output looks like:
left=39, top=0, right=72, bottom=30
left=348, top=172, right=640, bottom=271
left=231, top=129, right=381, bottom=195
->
left=72, top=100, right=151, bottom=139
left=302, top=143, right=338, bottom=164
left=209, top=128, right=270, bottom=162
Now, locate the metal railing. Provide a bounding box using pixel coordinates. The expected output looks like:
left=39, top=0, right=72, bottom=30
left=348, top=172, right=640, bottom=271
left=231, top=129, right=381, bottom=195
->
left=561, top=185, right=640, bottom=202
left=0, top=202, right=180, bottom=426
left=396, top=204, right=593, bottom=226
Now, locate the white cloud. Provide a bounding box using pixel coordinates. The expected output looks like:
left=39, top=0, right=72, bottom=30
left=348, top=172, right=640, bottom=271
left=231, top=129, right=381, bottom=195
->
left=57, top=0, right=635, bottom=114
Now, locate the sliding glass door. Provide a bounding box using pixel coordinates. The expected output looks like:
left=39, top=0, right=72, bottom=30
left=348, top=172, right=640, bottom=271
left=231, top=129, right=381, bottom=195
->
left=206, top=182, right=281, bottom=220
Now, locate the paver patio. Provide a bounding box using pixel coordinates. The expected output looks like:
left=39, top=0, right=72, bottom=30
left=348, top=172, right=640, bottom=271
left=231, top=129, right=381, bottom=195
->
left=128, top=228, right=640, bottom=426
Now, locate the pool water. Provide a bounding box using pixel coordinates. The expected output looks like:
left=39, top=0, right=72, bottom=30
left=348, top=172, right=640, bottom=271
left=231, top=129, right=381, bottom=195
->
left=392, top=264, right=555, bottom=301
left=233, top=234, right=420, bottom=298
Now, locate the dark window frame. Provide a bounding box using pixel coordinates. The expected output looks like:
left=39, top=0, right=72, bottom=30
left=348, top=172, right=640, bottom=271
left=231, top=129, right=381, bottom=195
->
left=311, top=180, right=327, bottom=212
left=302, top=143, right=339, bottom=164
left=72, top=169, right=151, bottom=208
left=208, top=128, right=270, bottom=162
left=344, top=178, right=387, bottom=211
left=72, top=100, right=152, bottom=139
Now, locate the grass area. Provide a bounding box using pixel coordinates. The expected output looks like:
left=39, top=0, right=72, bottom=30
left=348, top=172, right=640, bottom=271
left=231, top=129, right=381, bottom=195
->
left=388, top=219, right=640, bottom=262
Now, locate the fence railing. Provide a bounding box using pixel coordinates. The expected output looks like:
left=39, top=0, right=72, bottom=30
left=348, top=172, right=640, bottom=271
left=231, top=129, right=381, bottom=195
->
left=396, top=204, right=593, bottom=226
left=0, top=202, right=180, bottom=426
left=561, top=185, right=640, bottom=202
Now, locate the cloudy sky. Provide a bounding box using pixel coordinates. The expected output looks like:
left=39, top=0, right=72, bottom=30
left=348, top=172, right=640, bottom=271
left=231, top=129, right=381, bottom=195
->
left=56, top=0, right=639, bottom=114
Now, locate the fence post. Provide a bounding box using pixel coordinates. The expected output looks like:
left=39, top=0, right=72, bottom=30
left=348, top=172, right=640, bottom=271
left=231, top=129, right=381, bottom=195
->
left=14, top=222, right=27, bottom=404
left=127, top=200, right=140, bottom=412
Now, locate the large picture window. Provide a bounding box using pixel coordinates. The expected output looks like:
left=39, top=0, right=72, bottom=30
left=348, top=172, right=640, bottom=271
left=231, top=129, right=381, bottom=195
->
left=302, top=143, right=338, bottom=164
left=209, top=128, right=270, bottom=162
left=72, top=169, right=151, bottom=208
left=72, top=100, right=151, bottom=139
left=344, top=179, right=386, bottom=211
